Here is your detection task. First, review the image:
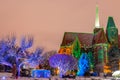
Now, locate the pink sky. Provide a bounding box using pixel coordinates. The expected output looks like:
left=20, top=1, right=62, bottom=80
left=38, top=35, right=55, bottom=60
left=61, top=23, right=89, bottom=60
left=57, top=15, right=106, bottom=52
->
left=0, top=0, right=120, bottom=51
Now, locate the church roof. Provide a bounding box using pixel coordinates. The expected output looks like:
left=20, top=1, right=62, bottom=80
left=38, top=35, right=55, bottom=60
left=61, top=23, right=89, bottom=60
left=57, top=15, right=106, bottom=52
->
left=61, top=32, right=94, bottom=47
left=93, top=28, right=108, bottom=44
left=107, top=17, right=116, bottom=28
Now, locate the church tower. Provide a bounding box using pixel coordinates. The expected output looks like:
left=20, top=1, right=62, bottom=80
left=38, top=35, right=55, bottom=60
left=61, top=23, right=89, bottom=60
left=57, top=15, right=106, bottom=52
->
left=93, top=5, right=109, bottom=73
left=106, top=17, right=120, bottom=71
left=106, top=17, right=118, bottom=47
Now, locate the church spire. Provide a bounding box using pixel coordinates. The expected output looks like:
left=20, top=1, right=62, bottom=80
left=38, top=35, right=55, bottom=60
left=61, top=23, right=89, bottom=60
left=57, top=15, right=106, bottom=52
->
left=107, top=16, right=116, bottom=28
left=95, top=5, right=100, bottom=28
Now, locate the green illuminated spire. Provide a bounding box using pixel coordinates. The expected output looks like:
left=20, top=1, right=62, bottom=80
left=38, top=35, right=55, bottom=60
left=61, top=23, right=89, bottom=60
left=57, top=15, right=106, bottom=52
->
left=107, top=16, right=116, bottom=28
left=95, top=5, right=100, bottom=28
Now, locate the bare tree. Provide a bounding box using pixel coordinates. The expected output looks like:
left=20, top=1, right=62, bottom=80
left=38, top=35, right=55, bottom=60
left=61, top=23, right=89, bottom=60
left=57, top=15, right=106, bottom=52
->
left=20, top=36, right=33, bottom=51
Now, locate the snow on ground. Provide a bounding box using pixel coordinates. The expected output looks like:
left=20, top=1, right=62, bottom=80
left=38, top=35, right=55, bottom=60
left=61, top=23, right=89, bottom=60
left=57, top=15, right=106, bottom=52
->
left=0, top=72, right=114, bottom=80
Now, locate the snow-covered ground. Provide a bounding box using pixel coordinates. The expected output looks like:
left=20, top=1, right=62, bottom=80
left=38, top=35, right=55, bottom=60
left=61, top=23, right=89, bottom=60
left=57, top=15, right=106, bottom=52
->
left=0, top=72, right=114, bottom=80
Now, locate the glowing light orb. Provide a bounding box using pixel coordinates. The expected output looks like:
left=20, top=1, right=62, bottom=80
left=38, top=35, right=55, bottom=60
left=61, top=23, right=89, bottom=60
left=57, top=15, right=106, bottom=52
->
left=1, top=76, right=6, bottom=80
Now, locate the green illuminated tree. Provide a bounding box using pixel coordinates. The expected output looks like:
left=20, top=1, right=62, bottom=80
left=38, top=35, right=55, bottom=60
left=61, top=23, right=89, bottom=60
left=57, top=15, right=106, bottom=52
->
left=72, top=37, right=81, bottom=59
left=88, top=51, right=94, bottom=71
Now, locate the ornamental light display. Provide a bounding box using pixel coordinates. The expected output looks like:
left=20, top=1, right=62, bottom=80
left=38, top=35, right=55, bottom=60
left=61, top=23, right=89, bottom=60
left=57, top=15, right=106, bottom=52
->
left=49, top=54, right=77, bottom=77
left=77, top=53, right=90, bottom=76
left=72, top=37, right=81, bottom=59
left=0, top=36, right=34, bottom=76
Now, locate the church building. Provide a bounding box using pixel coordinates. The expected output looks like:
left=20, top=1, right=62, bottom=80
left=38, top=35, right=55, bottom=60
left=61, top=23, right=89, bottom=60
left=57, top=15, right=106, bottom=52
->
left=58, top=6, right=120, bottom=73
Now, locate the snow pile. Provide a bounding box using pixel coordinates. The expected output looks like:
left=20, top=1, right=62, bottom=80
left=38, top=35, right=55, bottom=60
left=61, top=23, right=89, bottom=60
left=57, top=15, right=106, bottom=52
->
left=112, top=70, right=120, bottom=78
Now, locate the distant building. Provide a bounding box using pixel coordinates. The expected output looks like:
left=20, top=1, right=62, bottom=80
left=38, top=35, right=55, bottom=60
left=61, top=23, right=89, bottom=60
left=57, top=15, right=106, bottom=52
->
left=58, top=6, right=120, bottom=74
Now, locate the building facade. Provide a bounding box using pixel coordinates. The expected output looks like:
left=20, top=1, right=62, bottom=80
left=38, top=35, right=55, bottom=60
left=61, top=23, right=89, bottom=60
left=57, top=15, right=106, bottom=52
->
left=58, top=6, right=120, bottom=74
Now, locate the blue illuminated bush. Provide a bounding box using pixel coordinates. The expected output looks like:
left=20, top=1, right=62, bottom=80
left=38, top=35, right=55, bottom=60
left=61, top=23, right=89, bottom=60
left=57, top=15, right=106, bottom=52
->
left=77, top=53, right=90, bottom=76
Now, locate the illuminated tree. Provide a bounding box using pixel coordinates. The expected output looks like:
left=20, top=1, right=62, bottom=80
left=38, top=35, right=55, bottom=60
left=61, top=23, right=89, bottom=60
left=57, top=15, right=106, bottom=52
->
left=41, top=50, right=57, bottom=69
left=87, top=51, right=94, bottom=71
left=0, top=35, right=17, bottom=67
left=23, top=47, right=43, bottom=68
left=17, top=36, right=33, bottom=58
left=0, top=36, right=34, bottom=74
left=49, top=54, right=77, bottom=77
left=77, top=53, right=90, bottom=76
left=72, top=37, right=81, bottom=59
left=42, top=50, right=57, bottom=60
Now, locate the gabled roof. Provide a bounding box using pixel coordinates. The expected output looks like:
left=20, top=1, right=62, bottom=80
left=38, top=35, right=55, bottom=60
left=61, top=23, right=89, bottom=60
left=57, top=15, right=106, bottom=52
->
left=93, top=28, right=108, bottom=44
left=61, top=32, right=94, bottom=47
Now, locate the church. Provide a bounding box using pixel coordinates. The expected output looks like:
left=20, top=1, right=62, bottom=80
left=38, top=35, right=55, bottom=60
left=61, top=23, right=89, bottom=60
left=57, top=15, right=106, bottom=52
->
left=58, top=6, right=120, bottom=74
